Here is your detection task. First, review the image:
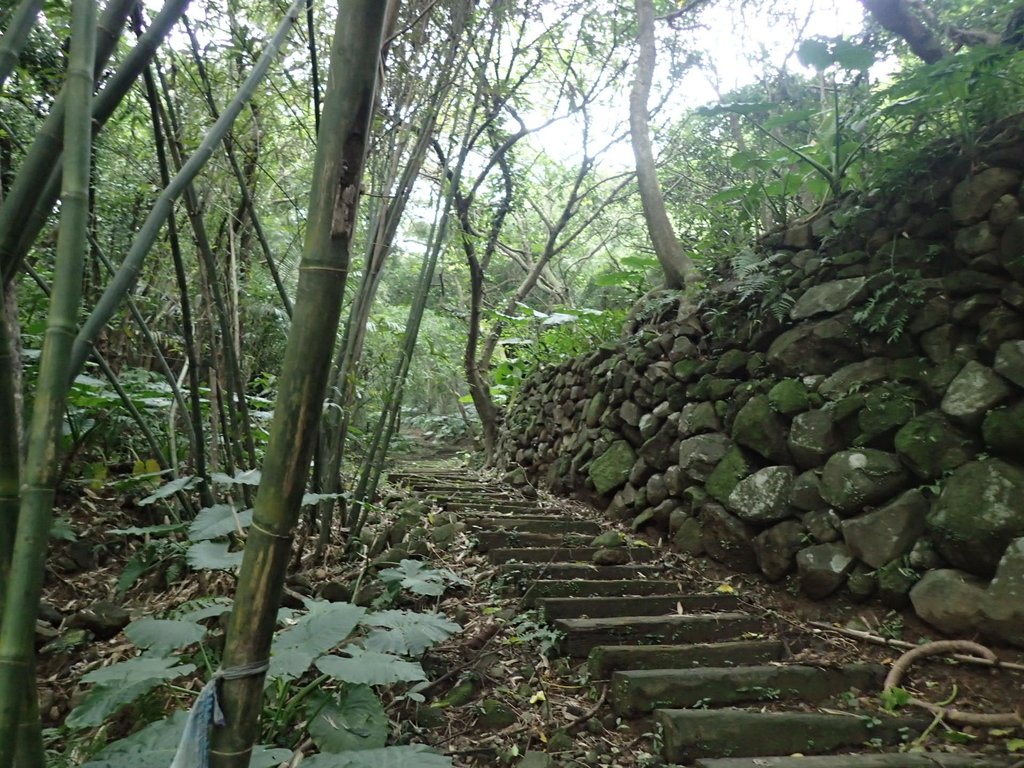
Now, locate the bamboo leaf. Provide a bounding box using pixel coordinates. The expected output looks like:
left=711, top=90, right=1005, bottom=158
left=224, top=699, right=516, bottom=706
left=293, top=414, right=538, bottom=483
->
left=307, top=686, right=387, bottom=753
left=361, top=610, right=460, bottom=656
left=315, top=648, right=426, bottom=686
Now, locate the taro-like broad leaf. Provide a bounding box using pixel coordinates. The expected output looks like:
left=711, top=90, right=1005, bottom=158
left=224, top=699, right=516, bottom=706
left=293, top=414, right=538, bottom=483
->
left=138, top=475, right=202, bottom=505
left=300, top=745, right=453, bottom=768
left=307, top=686, right=388, bottom=753
left=267, top=601, right=365, bottom=681
left=68, top=658, right=195, bottom=729
left=316, top=648, right=427, bottom=686
left=188, top=504, right=254, bottom=541
left=211, top=468, right=262, bottom=486
left=125, top=618, right=205, bottom=656
left=377, top=560, right=447, bottom=596
left=186, top=540, right=243, bottom=571
left=361, top=610, right=460, bottom=656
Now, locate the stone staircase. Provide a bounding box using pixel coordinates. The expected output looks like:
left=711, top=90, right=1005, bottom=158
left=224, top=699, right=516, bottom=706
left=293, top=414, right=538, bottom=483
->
left=390, top=467, right=1013, bottom=768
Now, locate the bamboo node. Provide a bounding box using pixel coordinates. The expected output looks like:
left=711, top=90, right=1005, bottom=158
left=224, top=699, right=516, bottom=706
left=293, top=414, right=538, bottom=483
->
left=250, top=520, right=293, bottom=541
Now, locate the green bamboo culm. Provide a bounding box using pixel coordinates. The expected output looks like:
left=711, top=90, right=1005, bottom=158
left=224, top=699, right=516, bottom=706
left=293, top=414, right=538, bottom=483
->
left=0, top=0, right=97, bottom=762
left=209, top=2, right=387, bottom=765
left=0, top=0, right=44, bottom=91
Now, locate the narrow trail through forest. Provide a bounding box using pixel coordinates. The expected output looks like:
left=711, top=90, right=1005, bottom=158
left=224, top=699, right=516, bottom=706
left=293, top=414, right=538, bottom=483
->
left=389, top=459, right=1024, bottom=768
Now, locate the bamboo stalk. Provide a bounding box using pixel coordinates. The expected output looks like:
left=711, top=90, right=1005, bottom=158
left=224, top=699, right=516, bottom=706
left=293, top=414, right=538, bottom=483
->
left=210, top=3, right=387, bottom=764
left=0, top=0, right=96, bottom=760
left=68, top=0, right=305, bottom=380
left=0, top=0, right=44, bottom=91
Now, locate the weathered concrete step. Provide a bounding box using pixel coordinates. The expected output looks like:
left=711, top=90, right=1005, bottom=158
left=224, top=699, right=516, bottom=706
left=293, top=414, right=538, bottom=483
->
left=488, top=547, right=657, bottom=565
left=588, top=640, right=786, bottom=679
left=464, top=517, right=601, bottom=535
left=694, top=755, right=1014, bottom=768
left=521, top=580, right=685, bottom=606
left=555, top=613, right=761, bottom=657
left=473, top=531, right=592, bottom=552
left=656, top=709, right=922, bottom=763
left=538, top=593, right=739, bottom=620
left=446, top=501, right=542, bottom=514
left=612, top=663, right=885, bottom=716
left=498, top=563, right=663, bottom=586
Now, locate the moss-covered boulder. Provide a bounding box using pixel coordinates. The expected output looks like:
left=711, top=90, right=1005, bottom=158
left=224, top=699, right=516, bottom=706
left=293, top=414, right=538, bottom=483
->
left=994, top=339, right=1024, bottom=389
left=790, top=470, right=827, bottom=512
left=678, top=432, right=732, bottom=482
left=732, top=395, right=791, bottom=464
left=753, top=519, right=805, bottom=581
left=767, top=379, right=812, bottom=416
left=980, top=537, right=1024, bottom=647
left=818, top=358, right=893, bottom=400
left=910, top=569, right=986, bottom=636
left=766, top=315, right=860, bottom=377
left=678, top=401, right=722, bottom=437
left=787, top=408, right=842, bottom=469
left=876, top=558, right=920, bottom=608
left=940, top=360, right=1013, bottom=426
left=727, top=466, right=796, bottom=526
left=841, top=490, right=927, bottom=569
left=819, top=450, right=909, bottom=516
left=705, top=446, right=755, bottom=504
left=789, top=277, right=869, bottom=321
left=700, top=503, right=759, bottom=573
left=796, top=543, right=854, bottom=598
left=588, top=440, right=636, bottom=495
left=894, top=411, right=977, bottom=479
left=927, top=459, right=1024, bottom=577
left=856, top=384, right=919, bottom=443
left=982, top=401, right=1024, bottom=458
left=950, top=166, right=1021, bottom=224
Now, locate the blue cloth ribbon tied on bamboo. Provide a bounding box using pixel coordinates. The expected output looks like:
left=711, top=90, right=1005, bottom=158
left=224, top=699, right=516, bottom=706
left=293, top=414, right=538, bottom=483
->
left=169, top=660, right=269, bottom=768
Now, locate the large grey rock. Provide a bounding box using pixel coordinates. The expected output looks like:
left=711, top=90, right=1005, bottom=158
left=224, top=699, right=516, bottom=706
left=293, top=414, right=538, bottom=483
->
left=700, top=503, right=759, bottom=573
left=994, top=340, right=1024, bottom=389
left=584, top=392, right=607, bottom=427
left=790, top=277, right=868, bottom=320
left=731, top=396, right=791, bottom=464
left=804, top=509, right=842, bottom=543
left=841, top=490, right=927, bottom=569
left=927, top=459, right=1024, bottom=576
left=678, top=433, right=733, bottom=482
left=767, top=315, right=860, bottom=376
left=796, top=543, right=855, bottom=599
left=678, top=401, right=722, bottom=437
left=638, top=420, right=679, bottom=471
left=787, top=409, right=842, bottom=469
left=982, top=400, right=1024, bottom=457
left=954, top=221, right=999, bottom=256
left=68, top=601, right=131, bottom=640
left=646, top=473, right=669, bottom=507
left=727, top=466, right=796, bottom=526
left=588, top=440, right=636, bottom=495
left=950, top=167, right=1021, bottom=224
left=753, top=520, right=806, bottom=582
left=818, top=358, right=892, bottom=400
left=1000, top=216, right=1024, bottom=280
left=876, top=558, right=919, bottom=608
left=940, top=360, right=1013, bottom=426
left=980, top=537, right=1024, bottom=647
left=790, top=470, right=827, bottom=512
left=894, top=411, right=977, bottom=479
left=819, top=450, right=909, bottom=516
left=911, top=569, right=986, bottom=636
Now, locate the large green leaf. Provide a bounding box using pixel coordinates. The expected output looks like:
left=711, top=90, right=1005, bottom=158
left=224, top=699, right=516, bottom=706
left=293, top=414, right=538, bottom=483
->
left=211, top=468, right=262, bottom=486
left=188, top=504, right=254, bottom=541
left=316, top=648, right=426, bottom=686
left=79, top=712, right=187, bottom=766
left=125, top=618, right=205, bottom=656
left=361, top=610, right=460, bottom=656
left=268, top=601, right=366, bottom=681
left=307, top=686, right=388, bottom=753
left=301, top=745, right=453, bottom=768
left=138, top=475, right=201, bottom=505
left=81, top=656, right=196, bottom=685
left=186, top=540, right=244, bottom=571
left=69, top=659, right=195, bottom=727
left=377, top=560, right=447, bottom=596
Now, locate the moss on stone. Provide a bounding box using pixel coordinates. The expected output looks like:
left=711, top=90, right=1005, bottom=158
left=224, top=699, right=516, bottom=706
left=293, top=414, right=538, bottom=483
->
left=768, top=379, right=812, bottom=416
left=705, top=446, right=753, bottom=504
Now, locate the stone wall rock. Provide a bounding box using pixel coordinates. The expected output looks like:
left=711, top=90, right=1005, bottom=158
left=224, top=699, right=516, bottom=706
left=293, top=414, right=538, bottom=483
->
left=496, top=139, right=1024, bottom=648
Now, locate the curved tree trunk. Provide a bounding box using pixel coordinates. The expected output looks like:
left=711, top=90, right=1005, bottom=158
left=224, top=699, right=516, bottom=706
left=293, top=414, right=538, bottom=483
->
left=629, top=0, right=697, bottom=289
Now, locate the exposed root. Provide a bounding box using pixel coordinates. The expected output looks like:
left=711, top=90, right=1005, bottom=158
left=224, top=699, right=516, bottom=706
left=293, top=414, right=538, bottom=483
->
left=885, top=640, right=1023, bottom=727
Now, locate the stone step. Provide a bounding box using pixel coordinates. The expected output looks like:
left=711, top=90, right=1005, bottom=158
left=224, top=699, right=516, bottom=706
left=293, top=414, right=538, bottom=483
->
left=464, top=517, right=601, bottom=535
left=694, top=755, right=1014, bottom=768
left=655, top=709, right=922, bottom=763
left=612, top=662, right=885, bottom=717
left=587, top=640, right=787, bottom=679
left=473, top=531, right=592, bottom=552
left=554, top=613, right=761, bottom=657
left=498, top=563, right=663, bottom=586
left=537, top=593, right=739, bottom=620
left=521, top=580, right=686, bottom=606
left=447, top=502, right=542, bottom=514
left=488, top=547, right=657, bottom=565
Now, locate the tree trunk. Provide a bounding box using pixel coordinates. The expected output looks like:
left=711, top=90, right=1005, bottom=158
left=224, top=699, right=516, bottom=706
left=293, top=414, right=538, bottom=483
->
left=859, top=0, right=947, bottom=63
left=629, top=0, right=697, bottom=289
